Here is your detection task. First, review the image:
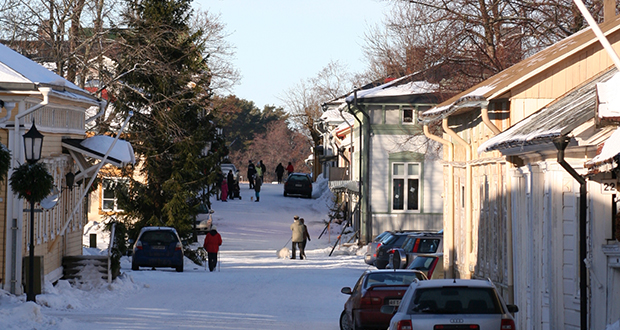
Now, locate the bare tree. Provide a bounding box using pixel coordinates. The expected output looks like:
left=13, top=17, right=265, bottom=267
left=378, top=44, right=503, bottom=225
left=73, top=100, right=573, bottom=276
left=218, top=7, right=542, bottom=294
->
left=280, top=60, right=354, bottom=179
left=361, top=0, right=605, bottom=92
left=189, top=9, right=240, bottom=93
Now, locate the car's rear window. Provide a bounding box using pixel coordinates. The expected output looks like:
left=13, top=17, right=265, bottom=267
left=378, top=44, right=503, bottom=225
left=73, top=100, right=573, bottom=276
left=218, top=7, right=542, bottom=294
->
left=408, top=256, right=437, bottom=271
left=363, top=272, right=425, bottom=289
left=408, top=287, right=501, bottom=314
left=416, top=238, right=440, bottom=253
left=140, top=231, right=178, bottom=245
left=288, top=175, right=309, bottom=183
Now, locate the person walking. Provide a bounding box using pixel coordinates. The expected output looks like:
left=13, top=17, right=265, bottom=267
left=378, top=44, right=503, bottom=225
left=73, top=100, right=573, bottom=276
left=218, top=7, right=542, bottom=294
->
left=203, top=226, right=222, bottom=272
left=247, top=160, right=256, bottom=189
left=227, top=170, right=234, bottom=199
left=220, top=177, right=228, bottom=202
left=275, top=163, right=285, bottom=184
left=286, top=162, right=294, bottom=177
left=259, top=160, right=266, bottom=181
left=290, top=215, right=304, bottom=259
left=255, top=162, right=263, bottom=182
left=215, top=170, right=223, bottom=200
left=300, top=218, right=311, bottom=259
left=254, top=174, right=262, bottom=202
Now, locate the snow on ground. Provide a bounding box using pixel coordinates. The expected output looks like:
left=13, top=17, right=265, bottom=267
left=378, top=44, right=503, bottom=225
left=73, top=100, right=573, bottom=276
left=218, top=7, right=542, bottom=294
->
left=0, top=175, right=372, bottom=330
left=4, top=175, right=617, bottom=329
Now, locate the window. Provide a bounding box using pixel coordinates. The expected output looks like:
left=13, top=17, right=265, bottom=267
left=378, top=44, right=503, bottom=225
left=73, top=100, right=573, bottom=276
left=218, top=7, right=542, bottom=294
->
left=102, top=178, right=128, bottom=212
left=392, top=163, right=420, bottom=211
left=403, top=109, right=414, bottom=123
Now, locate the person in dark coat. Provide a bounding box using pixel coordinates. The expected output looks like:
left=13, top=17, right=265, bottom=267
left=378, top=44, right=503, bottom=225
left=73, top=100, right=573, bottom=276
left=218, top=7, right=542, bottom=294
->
left=203, top=226, right=222, bottom=272
left=247, top=160, right=256, bottom=189
left=227, top=170, right=234, bottom=199
left=259, top=160, right=266, bottom=181
left=275, top=163, right=285, bottom=183
left=254, top=174, right=262, bottom=202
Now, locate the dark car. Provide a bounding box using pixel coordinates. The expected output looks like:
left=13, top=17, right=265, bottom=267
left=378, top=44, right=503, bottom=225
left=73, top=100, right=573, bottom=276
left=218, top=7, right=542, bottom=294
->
left=283, top=172, right=312, bottom=198
left=131, top=226, right=184, bottom=272
left=388, top=232, right=443, bottom=269
left=339, top=269, right=427, bottom=330
left=364, top=231, right=394, bottom=265
left=373, top=232, right=411, bottom=269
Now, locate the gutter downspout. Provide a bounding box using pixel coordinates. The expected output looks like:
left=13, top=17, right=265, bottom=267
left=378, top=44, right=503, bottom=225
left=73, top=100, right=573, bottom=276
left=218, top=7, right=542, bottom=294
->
left=48, top=111, right=133, bottom=252
left=339, top=108, right=353, bottom=181
left=443, top=118, right=473, bottom=278
left=554, top=136, right=588, bottom=330
left=423, top=122, right=455, bottom=278
left=85, top=99, right=108, bottom=125
left=347, top=90, right=372, bottom=244
left=6, top=87, right=50, bottom=294
left=481, top=102, right=501, bottom=135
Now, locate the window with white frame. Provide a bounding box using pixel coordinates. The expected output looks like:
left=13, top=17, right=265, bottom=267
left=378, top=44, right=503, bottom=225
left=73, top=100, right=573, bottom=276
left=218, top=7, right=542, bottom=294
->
left=392, top=163, right=420, bottom=211
left=102, top=178, right=128, bottom=212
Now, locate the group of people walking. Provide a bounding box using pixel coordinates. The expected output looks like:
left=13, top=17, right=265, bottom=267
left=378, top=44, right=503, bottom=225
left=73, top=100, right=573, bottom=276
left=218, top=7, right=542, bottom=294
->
left=217, top=169, right=240, bottom=202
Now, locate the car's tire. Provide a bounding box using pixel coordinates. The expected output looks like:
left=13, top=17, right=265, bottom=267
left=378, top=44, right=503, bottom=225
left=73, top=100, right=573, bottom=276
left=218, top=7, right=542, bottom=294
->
left=339, top=310, right=353, bottom=330
left=176, top=265, right=183, bottom=272
left=131, top=261, right=139, bottom=271
left=283, top=191, right=288, bottom=197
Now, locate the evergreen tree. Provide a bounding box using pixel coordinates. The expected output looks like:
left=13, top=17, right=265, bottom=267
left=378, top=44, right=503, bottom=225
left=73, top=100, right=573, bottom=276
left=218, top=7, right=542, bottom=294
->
left=112, top=0, right=225, bottom=239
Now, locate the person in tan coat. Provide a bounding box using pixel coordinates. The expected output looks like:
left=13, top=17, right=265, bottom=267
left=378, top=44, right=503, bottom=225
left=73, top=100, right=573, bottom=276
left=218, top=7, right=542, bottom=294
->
left=290, top=215, right=305, bottom=259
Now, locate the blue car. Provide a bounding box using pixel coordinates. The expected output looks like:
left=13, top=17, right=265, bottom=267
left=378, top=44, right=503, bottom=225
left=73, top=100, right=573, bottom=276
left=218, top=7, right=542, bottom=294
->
left=131, top=227, right=184, bottom=272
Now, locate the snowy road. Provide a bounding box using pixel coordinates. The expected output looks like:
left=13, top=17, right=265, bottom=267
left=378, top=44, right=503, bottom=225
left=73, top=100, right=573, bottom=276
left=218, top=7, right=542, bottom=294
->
left=29, top=179, right=371, bottom=330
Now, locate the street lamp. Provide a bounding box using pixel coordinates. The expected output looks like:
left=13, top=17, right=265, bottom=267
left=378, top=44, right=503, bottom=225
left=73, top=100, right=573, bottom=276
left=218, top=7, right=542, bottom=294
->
left=23, top=121, right=43, bottom=302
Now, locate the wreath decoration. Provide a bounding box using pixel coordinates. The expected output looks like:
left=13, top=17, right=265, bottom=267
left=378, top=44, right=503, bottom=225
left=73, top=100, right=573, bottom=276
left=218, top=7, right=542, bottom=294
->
left=0, top=143, right=10, bottom=182
left=9, top=162, right=54, bottom=203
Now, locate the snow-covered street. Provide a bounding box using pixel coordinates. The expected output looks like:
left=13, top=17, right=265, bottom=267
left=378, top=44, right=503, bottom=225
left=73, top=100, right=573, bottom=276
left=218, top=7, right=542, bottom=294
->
left=0, top=178, right=371, bottom=330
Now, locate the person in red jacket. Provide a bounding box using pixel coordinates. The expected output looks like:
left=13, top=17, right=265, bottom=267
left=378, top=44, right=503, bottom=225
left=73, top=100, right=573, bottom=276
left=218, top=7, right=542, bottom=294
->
left=203, top=226, right=222, bottom=272
left=286, top=162, right=294, bottom=177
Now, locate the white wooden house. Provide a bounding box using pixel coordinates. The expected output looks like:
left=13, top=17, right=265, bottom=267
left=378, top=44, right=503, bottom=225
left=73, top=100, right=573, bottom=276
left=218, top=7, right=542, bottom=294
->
left=344, top=75, right=444, bottom=243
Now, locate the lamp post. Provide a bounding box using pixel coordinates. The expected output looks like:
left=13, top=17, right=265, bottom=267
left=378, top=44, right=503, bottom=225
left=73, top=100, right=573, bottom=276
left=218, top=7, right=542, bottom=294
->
left=23, top=121, right=43, bottom=302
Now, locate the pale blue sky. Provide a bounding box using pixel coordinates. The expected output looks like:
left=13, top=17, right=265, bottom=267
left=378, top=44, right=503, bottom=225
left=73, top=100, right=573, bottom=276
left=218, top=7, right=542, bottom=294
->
left=194, top=0, right=390, bottom=109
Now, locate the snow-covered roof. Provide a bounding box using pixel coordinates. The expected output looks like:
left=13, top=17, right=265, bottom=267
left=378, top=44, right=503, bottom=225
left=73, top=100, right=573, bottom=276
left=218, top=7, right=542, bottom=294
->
left=0, top=43, right=98, bottom=103
left=478, top=68, right=617, bottom=154
left=596, top=73, right=620, bottom=120
left=585, top=127, right=620, bottom=169
left=80, top=135, right=135, bottom=165
left=319, top=109, right=355, bottom=125
left=345, top=74, right=438, bottom=103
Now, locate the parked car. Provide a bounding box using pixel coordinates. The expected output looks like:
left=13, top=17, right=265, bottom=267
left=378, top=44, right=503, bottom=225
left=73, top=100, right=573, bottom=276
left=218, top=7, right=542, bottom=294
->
left=382, top=279, right=519, bottom=330
left=131, top=226, right=184, bottom=272
left=339, top=269, right=427, bottom=330
left=364, top=230, right=394, bottom=265
left=221, top=163, right=239, bottom=182
left=195, top=207, right=215, bottom=234
left=388, top=232, right=443, bottom=269
left=283, top=172, right=312, bottom=198
left=406, top=253, right=444, bottom=279
left=373, top=232, right=411, bottom=269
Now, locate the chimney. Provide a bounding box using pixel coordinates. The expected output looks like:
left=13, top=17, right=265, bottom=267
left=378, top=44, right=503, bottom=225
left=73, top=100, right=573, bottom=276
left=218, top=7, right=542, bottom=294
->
left=604, top=0, right=616, bottom=22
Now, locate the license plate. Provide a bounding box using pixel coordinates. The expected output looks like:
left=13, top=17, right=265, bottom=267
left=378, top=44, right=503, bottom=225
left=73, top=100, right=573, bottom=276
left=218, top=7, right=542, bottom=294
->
left=152, top=246, right=166, bottom=250
left=295, top=184, right=302, bottom=187
left=388, top=299, right=401, bottom=306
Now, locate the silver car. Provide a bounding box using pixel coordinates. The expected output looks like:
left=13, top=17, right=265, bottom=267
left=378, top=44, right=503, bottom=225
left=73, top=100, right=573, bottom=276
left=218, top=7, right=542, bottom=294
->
left=383, top=278, right=518, bottom=330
